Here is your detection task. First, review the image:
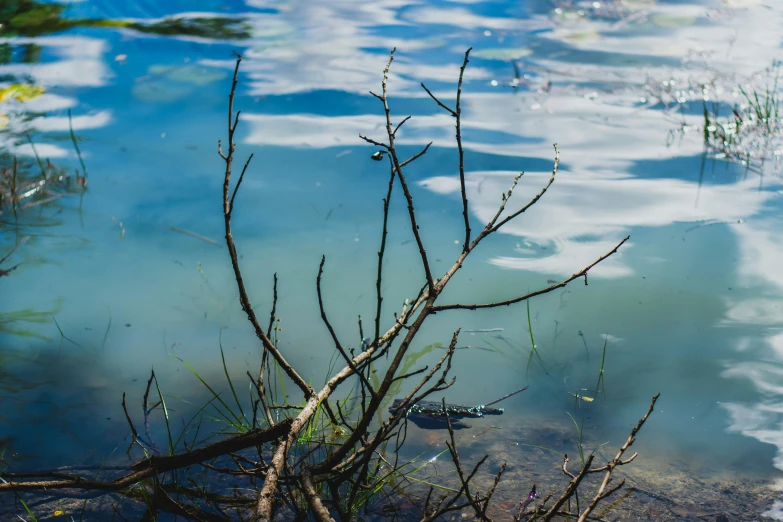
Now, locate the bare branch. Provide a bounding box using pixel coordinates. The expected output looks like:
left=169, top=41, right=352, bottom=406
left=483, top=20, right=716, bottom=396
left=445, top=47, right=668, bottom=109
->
left=432, top=235, right=630, bottom=312
left=359, top=134, right=388, bottom=149
left=489, top=143, right=559, bottom=233
left=455, top=48, right=472, bottom=252
left=398, top=141, right=432, bottom=169
left=317, top=255, right=376, bottom=399
left=374, top=156, right=396, bottom=346
left=301, top=469, right=336, bottom=522
left=420, top=83, right=456, bottom=116
left=228, top=153, right=254, bottom=218
left=0, top=420, right=292, bottom=493
left=540, top=455, right=595, bottom=520
left=576, top=394, right=660, bottom=522
left=219, top=54, right=313, bottom=399
left=375, top=48, right=436, bottom=293
left=393, top=115, right=412, bottom=136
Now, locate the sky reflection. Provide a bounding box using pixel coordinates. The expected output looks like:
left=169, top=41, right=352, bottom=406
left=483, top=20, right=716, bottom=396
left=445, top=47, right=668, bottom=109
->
left=2, top=0, right=783, bottom=515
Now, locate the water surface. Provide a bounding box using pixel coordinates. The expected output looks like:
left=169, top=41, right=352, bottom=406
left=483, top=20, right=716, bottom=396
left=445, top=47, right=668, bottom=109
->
left=2, top=0, right=783, bottom=518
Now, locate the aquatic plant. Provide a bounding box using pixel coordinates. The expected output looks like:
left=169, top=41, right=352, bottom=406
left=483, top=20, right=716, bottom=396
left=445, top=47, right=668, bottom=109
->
left=663, top=61, right=783, bottom=175
left=0, top=50, right=657, bottom=522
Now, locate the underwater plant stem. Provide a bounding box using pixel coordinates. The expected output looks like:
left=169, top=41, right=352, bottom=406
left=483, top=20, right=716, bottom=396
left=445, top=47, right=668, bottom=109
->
left=484, top=385, right=528, bottom=408
left=68, top=109, right=88, bottom=178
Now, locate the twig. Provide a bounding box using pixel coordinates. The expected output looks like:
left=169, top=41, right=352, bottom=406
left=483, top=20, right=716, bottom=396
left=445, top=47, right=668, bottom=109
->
left=455, top=48, right=472, bottom=252
left=0, top=420, right=292, bottom=492
left=375, top=48, right=436, bottom=294
left=374, top=155, right=396, bottom=346
left=317, top=256, right=376, bottom=399
left=484, top=386, right=528, bottom=408
left=301, top=469, right=336, bottom=522
left=575, top=394, right=660, bottom=522
left=122, top=392, right=139, bottom=440
left=432, top=236, right=630, bottom=312
left=218, top=53, right=313, bottom=400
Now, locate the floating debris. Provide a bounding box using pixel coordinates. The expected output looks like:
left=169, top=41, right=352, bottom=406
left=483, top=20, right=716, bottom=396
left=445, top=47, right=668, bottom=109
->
left=392, top=386, right=527, bottom=430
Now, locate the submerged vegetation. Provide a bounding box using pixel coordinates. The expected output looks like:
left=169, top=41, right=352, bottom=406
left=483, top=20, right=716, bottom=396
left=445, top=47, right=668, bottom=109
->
left=0, top=147, right=86, bottom=338
left=0, top=51, right=658, bottom=522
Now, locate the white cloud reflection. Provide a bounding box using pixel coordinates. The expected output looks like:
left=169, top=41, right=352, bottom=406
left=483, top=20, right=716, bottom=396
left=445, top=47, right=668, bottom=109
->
left=0, top=36, right=111, bottom=88
left=236, top=0, right=783, bottom=284
left=3, top=0, right=783, bottom=505
left=233, top=6, right=783, bottom=503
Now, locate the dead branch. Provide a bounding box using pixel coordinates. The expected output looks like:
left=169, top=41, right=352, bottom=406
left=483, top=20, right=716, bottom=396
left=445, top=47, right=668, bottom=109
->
left=0, top=420, right=291, bottom=493
left=575, top=393, right=660, bottom=522
left=0, top=49, right=638, bottom=522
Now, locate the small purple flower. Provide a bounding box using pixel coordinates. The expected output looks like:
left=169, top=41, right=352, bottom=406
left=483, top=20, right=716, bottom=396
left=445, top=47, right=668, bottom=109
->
left=519, top=485, right=538, bottom=514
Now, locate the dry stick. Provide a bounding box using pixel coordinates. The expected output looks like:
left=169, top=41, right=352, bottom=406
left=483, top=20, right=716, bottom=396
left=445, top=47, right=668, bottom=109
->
left=480, top=463, right=507, bottom=519
left=121, top=392, right=140, bottom=442
left=142, top=370, right=160, bottom=455
left=540, top=455, right=595, bottom=520
left=490, top=144, right=560, bottom=234
left=248, top=371, right=274, bottom=428
left=454, top=47, right=472, bottom=253
left=301, top=469, right=336, bottom=522
left=422, top=47, right=473, bottom=253
left=374, top=155, right=396, bottom=346
left=209, top=50, right=630, bottom=519
left=483, top=385, right=528, bottom=408
left=311, top=52, right=468, bottom=476
left=218, top=54, right=312, bottom=400
left=0, top=420, right=292, bottom=493
left=443, top=399, right=483, bottom=516
left=421, top=75, right=473, bottom=238
left=432, top=235, right=630, bottom=313
left=373, top=48, right=436, bottom=294
left=258, top=273, right=278, bottom=422
left=316, top=50, right=626, bottom=478
left=317, top=255, right=376, bottom=399
left=255, top=349, right=385, bottom=520
left=255, top=289, right=433, bottom=518
left=575, top=393, right=660, bottom=522
left=425, top=145, right=560, bottom=303
left=325, top=333, right=457, bottom=478
left=229, top=153, right=254, bottom=218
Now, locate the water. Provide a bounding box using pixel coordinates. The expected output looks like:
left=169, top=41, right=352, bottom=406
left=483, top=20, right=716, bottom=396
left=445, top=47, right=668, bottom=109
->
left=2, top=0, right=783, bottom=517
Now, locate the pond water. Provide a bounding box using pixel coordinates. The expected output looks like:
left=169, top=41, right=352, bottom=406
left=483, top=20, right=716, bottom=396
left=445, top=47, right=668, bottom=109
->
left=2, top=0, right=783, bottom=518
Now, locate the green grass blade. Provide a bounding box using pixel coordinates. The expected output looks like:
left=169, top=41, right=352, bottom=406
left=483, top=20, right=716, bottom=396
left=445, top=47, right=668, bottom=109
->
left=220, top=344, right=245, bottom=422
left=25, top=134, right=47, bottom=179
left=151, top=370, right=174, bottom=454
left=173, top=395, right=220, bottom=448
left=596, top=335, right=608, bottom=393
left=68, top=109, right=88, bottom=178
left=526, top=300, right=538, bottom=376
left=567, top=412, right=585, bottom=467
left=178, top=357, right=245, bottom=428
